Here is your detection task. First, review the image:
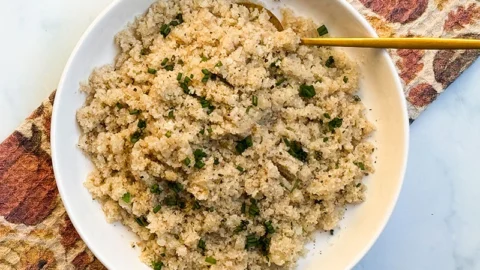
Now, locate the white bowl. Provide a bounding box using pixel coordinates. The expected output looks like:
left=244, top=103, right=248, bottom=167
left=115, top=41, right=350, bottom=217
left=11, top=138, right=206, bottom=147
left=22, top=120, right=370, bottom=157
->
left=52, top=0, right=409, bottom=269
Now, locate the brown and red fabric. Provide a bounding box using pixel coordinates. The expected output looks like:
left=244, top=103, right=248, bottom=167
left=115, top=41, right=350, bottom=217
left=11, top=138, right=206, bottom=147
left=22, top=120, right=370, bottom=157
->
left=1, top=1, right=479, bottom=269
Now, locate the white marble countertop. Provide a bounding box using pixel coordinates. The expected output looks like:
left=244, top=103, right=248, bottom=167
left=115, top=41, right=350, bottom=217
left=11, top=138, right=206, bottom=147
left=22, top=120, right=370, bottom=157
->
left=2, top=1, right=480, bottom=269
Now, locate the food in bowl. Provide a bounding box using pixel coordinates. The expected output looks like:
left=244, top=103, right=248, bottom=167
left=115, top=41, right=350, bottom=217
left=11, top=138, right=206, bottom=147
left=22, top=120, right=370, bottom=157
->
left=76, top=0, right=375, bottom=269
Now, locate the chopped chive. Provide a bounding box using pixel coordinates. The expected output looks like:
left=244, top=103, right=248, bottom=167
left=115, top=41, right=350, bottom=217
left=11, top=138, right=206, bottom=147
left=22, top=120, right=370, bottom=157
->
left=129, top=109, right=141, bottom=115
left=194, top=149, right=207, bottom=169
left=199, top=128, right=205, bottom=135
left=215, top=61, right=223, bottom=67
left=122, top=192, right=131, bottom=203
left=317, top=25, right=329, bottom=36
left=153, top=205, right=162, bottom=213
left=354, top=162, right=366, bottom=170
left=130, top=131, right=142, bottom=144
left=140, top=48, right=150, bottom=55
left=193, top=200, right=201, bottom=209
left=299, top=84, right=316, bottom=98
left=116, top=102, right=124, bottom=109
left=161, top=58, right=169, bottom=66
left=252, top=96, right=258, bottom=106
left=164, top=195, right=178, bottom=206
left=323, top=113, right=331, bottom=119
left=207, top=127, right=213, bottom=134
left=356, top=183, right=362, bottom=188
left=150, top=183, right=162, bottom=194
left=236, top=166, right=245, bottom=172
left=165, top=131, right=172, bottom=138
left=179, top=82, right=190, bottom=94
left=234, top=220, right=249, bottom=233
left=200, top=54, right=209, bottom=62
left=241, top=202, right=246, bottom=214
left=160, top=24, right=171, bottom=37
left=183, top=157, right=191, bottom=166
left=164, top=64, right=174, bottom=71
left=276, top=77, right=287, bottom=86
left=148, top=68, right=157, bottom=74
left=325, top=56, right=335, bottom=68
left=343, top=76, right=349, bottom=83
left=286, top=140, right=308, bottom=162
left=213, top=157, right=219, bottom=165
left=198, top=239, right=206, bottom=251
left=168, top=110, right=175, bottom=119
left=205, top=256, right=216, bottom=264
left=264, top=220, right=275, bottom=234
left=194, top=160, right=205, bottom=169
left=176, top=14, right=184, bottom=24
left=152, top=261, right=164, bottom=270
left=135, top=216, right=149, bottom=226
left=202, top=69, right=211, bottom=75
left=177, top=73, right=183, bottom=81
left=323, top=137, right=329, bottom=142
left=248, top=198, right=259, bottom=217
left=168, top=182, right=183, bottom=193
left=236, top=135, right=253, bottom=154
left=169, top=20, right=179, bottom=26
left=245, top=234, right=259, bottom=249
left=138, top=119, right=147, bottom=129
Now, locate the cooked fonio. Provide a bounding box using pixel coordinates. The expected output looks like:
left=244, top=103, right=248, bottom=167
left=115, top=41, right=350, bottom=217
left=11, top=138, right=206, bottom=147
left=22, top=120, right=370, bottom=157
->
left=77, top=0, right=375, bottom=269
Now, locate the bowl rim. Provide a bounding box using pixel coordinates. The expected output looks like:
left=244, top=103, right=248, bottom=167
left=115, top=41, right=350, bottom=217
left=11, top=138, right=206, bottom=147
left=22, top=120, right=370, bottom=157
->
left=51, top=0, right=409, bottom=269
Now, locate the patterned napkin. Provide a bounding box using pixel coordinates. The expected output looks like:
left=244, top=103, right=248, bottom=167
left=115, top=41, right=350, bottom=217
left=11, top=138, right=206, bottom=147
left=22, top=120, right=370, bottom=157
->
left=1, top=1, right=479, bottom=269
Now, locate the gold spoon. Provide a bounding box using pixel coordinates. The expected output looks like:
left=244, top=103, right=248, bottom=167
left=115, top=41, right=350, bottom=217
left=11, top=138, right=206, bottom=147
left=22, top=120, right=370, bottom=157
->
left=239, top=2, right=480, bottom=50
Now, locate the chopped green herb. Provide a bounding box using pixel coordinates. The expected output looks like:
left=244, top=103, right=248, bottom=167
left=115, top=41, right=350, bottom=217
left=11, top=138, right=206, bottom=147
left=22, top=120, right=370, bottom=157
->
left=161, top=58, right=169, bottom=66
left=236, top=166, right=245, bottom=173
left=324, top=113, right=331, bottom=119
left=241, top=202, right=246, bottom=214
left=248, top=198, right=260, bottom=217
left=168, top=110, right=175, bottom=119
left=183, top=157, right=191, bottom=166
left=197, top=239, right=206, bottom=251
left=168, top=182, right=184, bottom=193
left=283, top=138, right=291, bottom=147
left=138, top=119, right=147, bottom=129
left=259, top=235, right=271, bottom=255
left=176, top=14, right=184, bottom=24
left=135, top=216, right=149, bottom=226
left=354, top=162, right=366, bottom=170
left=276, top=77, right=287, bottom=86
left=140, top=48, right=150, bottom=55
left=343, top=76, right=349, bottom=83
left=328, top=117, right=343, bottom=131
left=299, top=84, right=316, bottom=98
left=286, top=140, right=308, bottom=162
left=245, top=234, right=259, bottom=249
left=193, top=200, right=201, bottom=209
left=207, top=127, right=213, bottom=134
left=215, top=61, right=223, bottom=67
left=356, top=183, right=362, bottom=188
left=323, top=137, right=329, bottom=142
left=246, top=106, right=253, bottom=114
left=214, top=157, right=219, bottom=165
left=148, top=68, right=157, bottom=75
left=130, top=131, right=142, bottom=144
left=150, top=184, right=162, bottom=194
left=234, top=220, right=249, bottom=233
left=160, top=24, right=171, bottom=37
left=179, top=82, right=190, bottom=94
left=194, top=149, right=207, bottom=169
left=177, top=73, right=183, bottom=81
left=122, top=192, right=131, bottom=203
left=317, top=25, right=329, bottom=36
left=178, top=200, right=186, bottom=209
left=169, top=20, right=179, bottom=26
left=152, top=261, right=164, bottom=270
left=235, top=135, right=253, bottom=154
left=199, top=128, right=205, bottom=135
left=200, top=54, right=209, bottom=62
left=153, top=205, right=162, bottom=213
left=165, top=131, right=172, bottom=138
left=205, top=256, right=216, bottom=264
left=264, top=220, right=275, bottom=234
left=353, top=95, right=361, bottom=102
left=252, top=96, right=258, bottom=106
left=116, top=102, right=124, bottom=109
left=270, top=59, right=281, bottom=68
left=325, top=56, right=335, bottom=68
left=130, top=109, right=141, bottom=115
left=164, top=64, right=174, bottom=71
left=164, top=195, right=178, bottom=206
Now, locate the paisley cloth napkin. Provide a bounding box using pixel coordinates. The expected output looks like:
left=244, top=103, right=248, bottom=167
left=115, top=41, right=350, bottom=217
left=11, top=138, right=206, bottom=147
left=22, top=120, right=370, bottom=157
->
left=1, top=1, right=479, bottom=268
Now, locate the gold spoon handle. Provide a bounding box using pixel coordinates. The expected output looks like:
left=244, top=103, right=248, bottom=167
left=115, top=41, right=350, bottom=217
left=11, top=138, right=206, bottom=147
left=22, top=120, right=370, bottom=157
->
left=301, top=38, right=480, bottom=50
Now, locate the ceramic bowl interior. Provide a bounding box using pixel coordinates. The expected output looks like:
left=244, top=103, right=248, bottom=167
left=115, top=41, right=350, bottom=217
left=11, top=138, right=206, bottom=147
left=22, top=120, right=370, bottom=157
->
left=52, top=0, right=409, bottom=269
